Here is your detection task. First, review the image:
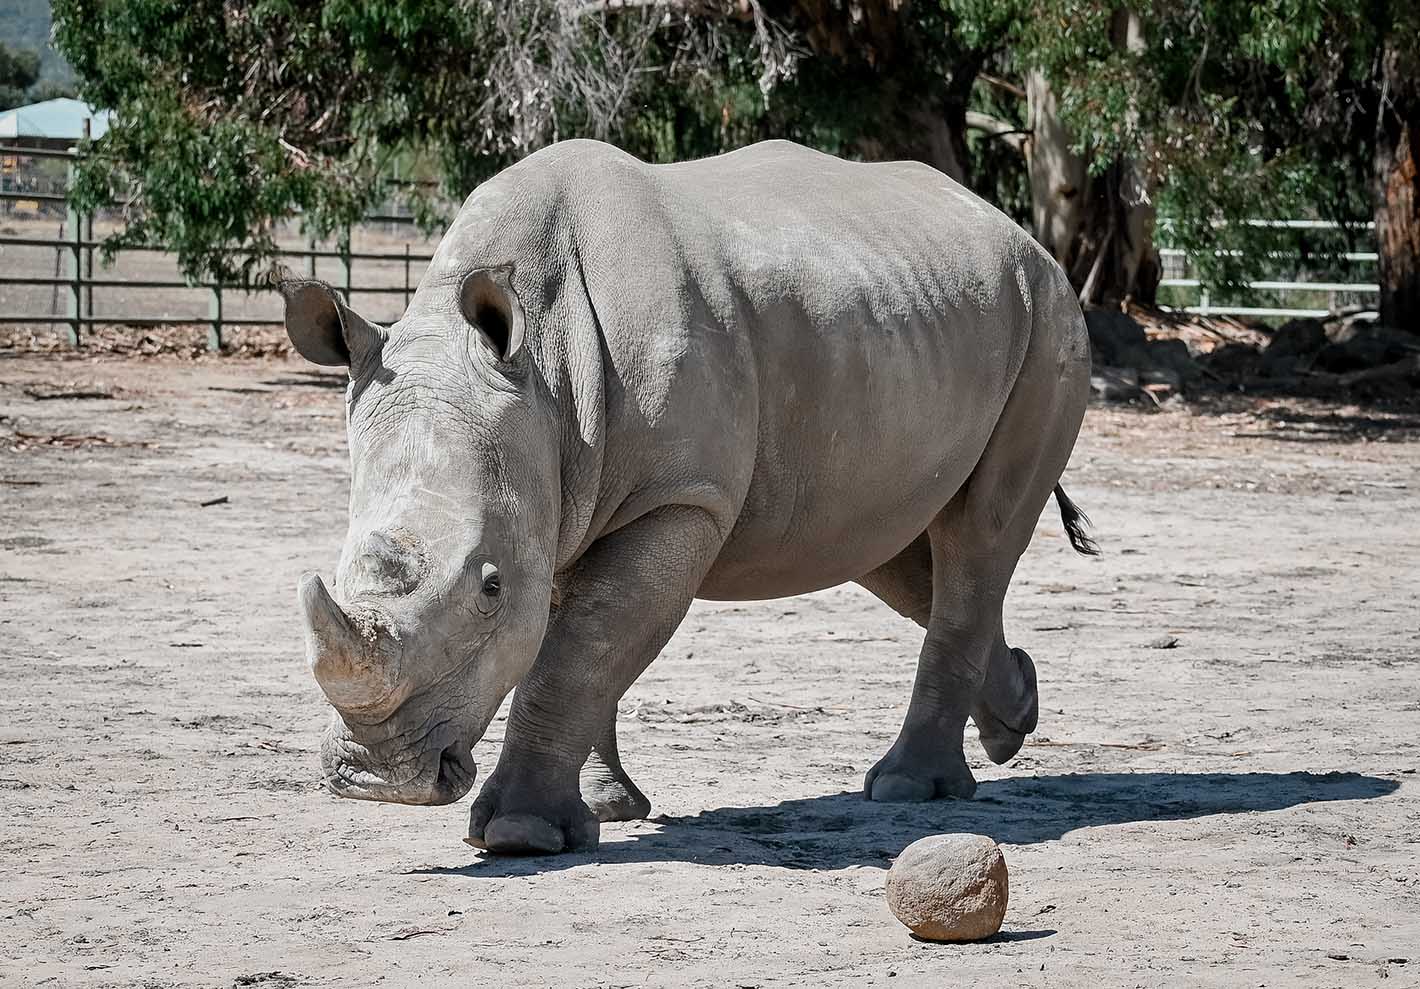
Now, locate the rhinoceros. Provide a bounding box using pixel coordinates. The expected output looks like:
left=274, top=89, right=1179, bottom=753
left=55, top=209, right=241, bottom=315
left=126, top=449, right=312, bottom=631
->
left=282, top=139, right=1095, bottom=855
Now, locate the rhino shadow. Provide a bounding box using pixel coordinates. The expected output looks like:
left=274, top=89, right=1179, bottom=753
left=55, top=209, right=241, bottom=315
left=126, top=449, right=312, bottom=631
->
left=421, top=770, right=1399, bottom=877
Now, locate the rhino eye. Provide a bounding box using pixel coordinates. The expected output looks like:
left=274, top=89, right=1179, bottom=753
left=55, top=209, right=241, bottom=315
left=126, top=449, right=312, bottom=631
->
left=476, top=561, right=502, bottom=615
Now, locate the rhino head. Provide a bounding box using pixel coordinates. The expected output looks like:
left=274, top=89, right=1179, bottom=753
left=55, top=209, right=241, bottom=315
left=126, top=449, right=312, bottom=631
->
left=281, top=269, right=557, bottom=805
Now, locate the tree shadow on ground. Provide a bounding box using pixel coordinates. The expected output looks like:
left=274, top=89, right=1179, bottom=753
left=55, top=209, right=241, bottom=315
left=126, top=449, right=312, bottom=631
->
left=261, top=370, right=346, bottom=389
left=1125, top=390, right=1420, bottom=442
left=418, top=770, right=1398, bottom=879
left=1243, top=405, right=1420, bottom=442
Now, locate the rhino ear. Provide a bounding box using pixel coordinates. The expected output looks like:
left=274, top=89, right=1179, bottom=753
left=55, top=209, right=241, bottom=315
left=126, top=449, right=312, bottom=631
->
left=459, top=266, right=526, bottom=361
left=280, top=279, right=381, bottom=368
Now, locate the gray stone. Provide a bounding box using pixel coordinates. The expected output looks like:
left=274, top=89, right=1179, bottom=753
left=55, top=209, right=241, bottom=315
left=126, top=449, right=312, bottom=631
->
left=1202, top=341, right=1261, bottom=377
left=885, top=833, right=1009, bottom=942
left=1083, top=309, right=1147, bottom=366
left=1317, top=323, right=1419, bottom=373
left=1263, top=319, right=1327, bottom=361
left=1091, top=366, right=1140, bottom=403
left=1147, top=338, right=1203, bottom=381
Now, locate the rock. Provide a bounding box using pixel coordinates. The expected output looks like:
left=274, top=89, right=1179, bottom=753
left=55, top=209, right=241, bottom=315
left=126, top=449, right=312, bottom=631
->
left=1263, top=319, right=1328, bottom=361
left=1090, top=366, right=1140, bottom=403
left=885, top=833, right=1009, bottom=942
left=1201, top=341, right=1261, bottom=377
left=1258, top=353, right=1302, bottom=379
left=1316, top=323, right=1420, bottom=373
left=1140, top=368, right=1184, bottom=401
left=1083, top=310, right=1147, bottom=366
left=1146, top=338, right=1203, bottom=381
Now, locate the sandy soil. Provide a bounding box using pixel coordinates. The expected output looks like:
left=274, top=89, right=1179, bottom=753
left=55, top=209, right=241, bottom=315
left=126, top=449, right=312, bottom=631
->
left=1, top=352, right=1417, bottom=988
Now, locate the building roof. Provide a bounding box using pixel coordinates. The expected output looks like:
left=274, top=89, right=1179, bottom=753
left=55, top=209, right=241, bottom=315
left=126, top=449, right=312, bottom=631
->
left=0, top=98, right=113, bottom=141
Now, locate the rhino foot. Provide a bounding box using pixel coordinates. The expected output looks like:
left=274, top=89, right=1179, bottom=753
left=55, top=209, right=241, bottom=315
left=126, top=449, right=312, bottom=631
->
left=465, top=774, right=600, bottom=855
left=582, top=775, right=651, bottom=823
left=580, top=743, right=651, bottom=823
left=973, top=647, right=1039, bottom=765
left=864, top=741, right=977, bottom=803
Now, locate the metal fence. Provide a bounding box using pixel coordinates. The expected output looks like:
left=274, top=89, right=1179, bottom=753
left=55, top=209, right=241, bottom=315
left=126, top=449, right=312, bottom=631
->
left=0, top=144, right=434, bottom=350
left=1157, top=219, right=1380, bottom=320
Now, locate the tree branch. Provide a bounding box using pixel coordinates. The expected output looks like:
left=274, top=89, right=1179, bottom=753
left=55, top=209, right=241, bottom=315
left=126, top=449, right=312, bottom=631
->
left=569, top=0, right=752, bottom=19
left=978, top=72, right=1026, bottom=100
left=965, top=110, right=1031, bottom=152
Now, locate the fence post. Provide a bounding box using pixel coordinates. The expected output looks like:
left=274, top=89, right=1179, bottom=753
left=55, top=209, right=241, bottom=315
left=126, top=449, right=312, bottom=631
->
left=84, top=211, right=94, bottom=324
left=63, top=148, right=82, bottom=347
left=1198, top=286, right=1211, bottom=318
left=81, top=119, right=93, bottom=326
left=306, top=238, right=316, bottom=279
left=208, top=283, right=223, bottom=352
left=403, top=243, right=410, bottom=311
left=338, top=227, right=352, bottom=304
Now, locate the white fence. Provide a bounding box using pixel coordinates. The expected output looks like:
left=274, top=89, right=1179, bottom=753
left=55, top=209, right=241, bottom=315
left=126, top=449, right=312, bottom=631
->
left=1157, top=219, right=1379, bottom=320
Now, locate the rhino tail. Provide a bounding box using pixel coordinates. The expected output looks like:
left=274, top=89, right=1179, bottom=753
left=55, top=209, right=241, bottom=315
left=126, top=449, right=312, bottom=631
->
left=1053, top=484, right=1099, bottom=556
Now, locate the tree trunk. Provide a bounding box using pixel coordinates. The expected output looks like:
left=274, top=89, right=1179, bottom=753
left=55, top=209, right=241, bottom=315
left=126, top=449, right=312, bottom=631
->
left=1024, top=71, right=1158, bottom=307
left=906, top=105, right=969, bottom=185
left=1374, top=40, right=1420, bottom=333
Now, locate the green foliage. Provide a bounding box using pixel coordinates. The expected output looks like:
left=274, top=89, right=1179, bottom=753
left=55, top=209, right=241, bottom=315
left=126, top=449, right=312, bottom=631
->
left=54, top=0, right=492, bottom=281
left=52, top=0, right=1024, bottom=281
left=0, top=41, right=42, bottom=109
left=47, top=0, right=1420, bottom=303
left=1019, top=0, right=1416, bottom=291
left=0, top=0, right=76, bottom=88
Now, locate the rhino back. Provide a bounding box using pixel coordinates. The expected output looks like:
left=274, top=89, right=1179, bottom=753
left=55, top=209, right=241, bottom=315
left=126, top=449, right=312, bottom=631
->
left=430, top=140, right=1065, bottom=597
left=652, top=143, right=1050, bottom=596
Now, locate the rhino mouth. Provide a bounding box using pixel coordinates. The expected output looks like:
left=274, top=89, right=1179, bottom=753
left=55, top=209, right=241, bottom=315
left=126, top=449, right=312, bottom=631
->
left=321, top=718, right=478, bottom=806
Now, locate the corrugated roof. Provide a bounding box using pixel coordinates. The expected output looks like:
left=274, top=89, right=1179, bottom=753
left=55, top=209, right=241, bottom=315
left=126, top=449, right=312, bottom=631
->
left=0, top=98, right=113, bottom=141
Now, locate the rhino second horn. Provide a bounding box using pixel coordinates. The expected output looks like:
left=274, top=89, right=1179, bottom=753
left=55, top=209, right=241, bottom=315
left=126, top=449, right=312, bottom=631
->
left=298, top=572, right=398, bottom=712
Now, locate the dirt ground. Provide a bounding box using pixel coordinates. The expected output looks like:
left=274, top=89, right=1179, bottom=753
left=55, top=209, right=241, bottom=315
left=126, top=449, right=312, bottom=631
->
left=1, top=349, right=1417, bottom=988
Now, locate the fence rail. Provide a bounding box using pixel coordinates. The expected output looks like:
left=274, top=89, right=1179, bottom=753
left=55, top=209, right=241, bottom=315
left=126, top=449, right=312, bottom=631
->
left=1156, top=220, right=1380, bottom=320
left=1, top=144, right=436, bottom=349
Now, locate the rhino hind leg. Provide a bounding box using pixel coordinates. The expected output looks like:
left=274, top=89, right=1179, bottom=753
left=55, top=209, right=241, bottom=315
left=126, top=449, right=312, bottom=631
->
left=581, top=718, right=652, bottom=822
left=861, top=302, right=1089, bottom=804
left=860, top=501, right=1009, bottom=803
left=974, top=645, right=1038, bottom=764
left=856, top=537, right=1038, bottom=767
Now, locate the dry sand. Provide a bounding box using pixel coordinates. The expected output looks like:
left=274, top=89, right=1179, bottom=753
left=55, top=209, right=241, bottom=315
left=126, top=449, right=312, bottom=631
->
left=1, top=352, right=1416, bottom=987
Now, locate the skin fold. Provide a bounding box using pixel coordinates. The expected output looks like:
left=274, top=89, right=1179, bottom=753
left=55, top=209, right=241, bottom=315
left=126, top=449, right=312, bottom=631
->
left=282, top=139, right=1091, bottom=855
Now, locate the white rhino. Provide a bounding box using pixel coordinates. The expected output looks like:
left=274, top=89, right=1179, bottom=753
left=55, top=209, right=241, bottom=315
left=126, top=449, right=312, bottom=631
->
left=282, top=139, right=1095, bottom=855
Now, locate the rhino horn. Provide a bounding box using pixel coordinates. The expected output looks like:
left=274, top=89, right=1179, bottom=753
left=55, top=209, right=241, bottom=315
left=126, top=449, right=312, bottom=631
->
left=298, top=572, right=398, bottom=713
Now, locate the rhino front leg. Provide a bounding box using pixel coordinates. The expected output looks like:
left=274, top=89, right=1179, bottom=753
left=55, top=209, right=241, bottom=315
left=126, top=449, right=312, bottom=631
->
left=581, top=716, right=652, bottom=823
left=467, top=506, right=726, bottom=854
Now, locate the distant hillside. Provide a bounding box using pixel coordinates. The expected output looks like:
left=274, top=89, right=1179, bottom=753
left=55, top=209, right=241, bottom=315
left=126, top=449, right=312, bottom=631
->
left=0, top=0, right=74, bottom=84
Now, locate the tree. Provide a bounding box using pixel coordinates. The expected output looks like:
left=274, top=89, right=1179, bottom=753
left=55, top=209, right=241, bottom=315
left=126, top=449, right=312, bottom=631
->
left=51, top=0, right=1420, bottom=330
left=1014, top=0, right=1420, bottom=329
left=0, top=42, right=42, bottom=110
left=1370, top=8, right=1420, bottom=329
left=53, top=0, right=1022, bottom=280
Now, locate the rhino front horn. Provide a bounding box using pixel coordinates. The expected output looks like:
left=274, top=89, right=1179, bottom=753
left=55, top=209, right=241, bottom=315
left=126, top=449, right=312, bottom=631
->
left=298, top=572, right=399, bottom=713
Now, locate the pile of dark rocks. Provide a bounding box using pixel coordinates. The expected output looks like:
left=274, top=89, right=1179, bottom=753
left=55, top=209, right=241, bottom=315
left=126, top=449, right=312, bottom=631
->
left=1085, top=308, right=1420, bottom=404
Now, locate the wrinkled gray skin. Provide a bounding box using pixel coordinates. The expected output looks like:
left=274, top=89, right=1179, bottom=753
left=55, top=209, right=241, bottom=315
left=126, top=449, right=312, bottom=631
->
left=283, top=139, right=1091, bottom=855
